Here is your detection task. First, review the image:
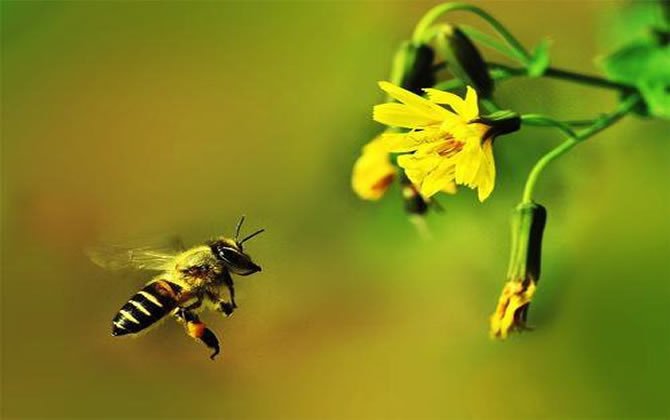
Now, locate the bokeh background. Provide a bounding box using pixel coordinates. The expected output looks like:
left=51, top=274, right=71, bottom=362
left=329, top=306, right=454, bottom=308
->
left=2, top=1, right=669, bottom=418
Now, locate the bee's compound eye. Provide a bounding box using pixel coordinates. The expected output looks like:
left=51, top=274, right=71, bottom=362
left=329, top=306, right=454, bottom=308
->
left=218, top=247, right=244, bottom=266
left=211, top=244, right=260, bottom=276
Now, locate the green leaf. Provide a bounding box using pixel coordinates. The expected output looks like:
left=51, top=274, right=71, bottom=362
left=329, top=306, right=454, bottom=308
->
left=527, top=39, right=551, bottom=77
left=601, top=1, right=669, bottom=50
left=639, top=79, right=670, bottom=119
left=600, top=40, right=670, bottom=118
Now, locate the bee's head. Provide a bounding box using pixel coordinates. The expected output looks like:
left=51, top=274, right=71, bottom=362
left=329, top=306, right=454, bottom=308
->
left=209, top=216, right=263, bottom=276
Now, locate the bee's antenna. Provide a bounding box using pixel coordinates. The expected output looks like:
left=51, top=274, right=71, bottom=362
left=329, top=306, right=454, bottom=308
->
left=235, top=215, right=246, bottom=242
left=239, top=228, right=265, bottom=245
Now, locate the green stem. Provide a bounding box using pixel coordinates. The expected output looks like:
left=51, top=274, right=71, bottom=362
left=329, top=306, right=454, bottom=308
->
left=520, top=94, right=641, bottom=203
left=521, top=114, right=577, bottom=138
left=412, top=2, right=531, bottom=63
left=489, top=62, right=633, bottom=91
left=432, top=68, right=511, bottom=91
left=522, top=115, right=596, bottom=129
left=434, top=62, right=632, bottom=94
left=544, top=67, right=633, bottom=91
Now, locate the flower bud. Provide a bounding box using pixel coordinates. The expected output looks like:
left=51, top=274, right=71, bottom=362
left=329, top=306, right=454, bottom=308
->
left=436, top=25, right=493, bottom=98
left=490, top=202, right=547, bottom=339
left=389, top=41, right=436, bottom=95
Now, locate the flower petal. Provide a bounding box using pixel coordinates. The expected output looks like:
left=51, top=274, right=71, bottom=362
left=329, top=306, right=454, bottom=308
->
left=374, top=103, right=440, bottom=129
left=423, top=88, right=468, bottom=116
left=382, top=132, right=430, bottom=153
left=475, top=139, right=496, bottom=201
left=442, top=180, right=458, bottom=195
left=397, top=152, right=441, bottom=188
left=397, top=152, right=441, bottom=171
left=462, top=86, right=480, bottom=121
left=378, top=81, right=451, bottom=122
left=420, top=160, right=456, bottom=198
left=490, top=280, right=536, bottom=339
left=454, top=139, right=483, bottom=187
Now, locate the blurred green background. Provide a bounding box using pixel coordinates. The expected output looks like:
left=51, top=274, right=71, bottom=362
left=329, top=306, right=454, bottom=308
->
left=2, top=1, right=668, bottom=418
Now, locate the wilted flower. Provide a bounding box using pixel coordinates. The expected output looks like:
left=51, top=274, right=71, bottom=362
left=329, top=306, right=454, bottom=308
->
left=491, top=202, right=547, bottom=339
left=373, top=81, right=518, bottom=201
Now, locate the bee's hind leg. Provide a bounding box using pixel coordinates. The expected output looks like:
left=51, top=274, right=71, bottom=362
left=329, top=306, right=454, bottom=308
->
left=175, top=310, right=220, bottom=360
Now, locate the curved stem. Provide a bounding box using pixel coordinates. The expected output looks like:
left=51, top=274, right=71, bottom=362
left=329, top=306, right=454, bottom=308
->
left=521, top=139, right=577, bottom=204
left=432, top=68, right=511, bottom=91
left=489, top=62, right=633, bottom=91
left=412, top=2, right=531, bottom=63
left=522, top=115, right=596, bottom=129
left=521, top=114, right=577, bottom=138
left=521, top=94, right=641, bottom=203
left=544, top=67, right=633, bottom=91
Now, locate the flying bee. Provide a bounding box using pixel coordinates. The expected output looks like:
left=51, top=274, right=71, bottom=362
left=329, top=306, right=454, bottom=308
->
left=88, top=216, right=264, bottom=360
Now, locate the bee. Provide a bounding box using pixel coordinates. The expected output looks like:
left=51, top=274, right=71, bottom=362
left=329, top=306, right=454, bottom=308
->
left=88, top=216, right=264, bottom=360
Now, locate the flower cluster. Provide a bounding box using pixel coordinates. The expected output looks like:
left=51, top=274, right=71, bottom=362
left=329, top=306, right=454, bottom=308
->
left=349, top=1, right=651, bottom=340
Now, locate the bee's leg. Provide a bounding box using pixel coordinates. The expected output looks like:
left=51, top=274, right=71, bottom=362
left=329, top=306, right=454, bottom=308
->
left=210, top=292, right=235, bottom=317
left=174, top=310, right=220, bottom=360
left=218, top=270, right=237, bottom=316
left=219, top=301, right=235, bottom=316
left=227, top=283, right=237, bottom=310
left=180, top=294, right=203, bottom=312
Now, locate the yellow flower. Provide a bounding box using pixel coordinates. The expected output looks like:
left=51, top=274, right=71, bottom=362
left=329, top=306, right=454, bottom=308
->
left=373, top=81, right=497, bottom=202
left=351, top=134, right=397, bottom=201
left=489, top=279, right=536, bottom=339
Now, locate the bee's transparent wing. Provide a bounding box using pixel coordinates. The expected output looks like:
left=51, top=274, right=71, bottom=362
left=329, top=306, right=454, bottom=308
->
left=86, top=244, right=177, bottom=272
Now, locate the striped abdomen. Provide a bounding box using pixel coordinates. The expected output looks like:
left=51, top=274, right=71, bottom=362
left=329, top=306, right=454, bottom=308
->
left=112, top=280, right=182, bottom=336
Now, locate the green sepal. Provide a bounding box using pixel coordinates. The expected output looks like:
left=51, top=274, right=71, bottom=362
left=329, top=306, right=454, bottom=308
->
left=476, top=110, right=521, bottom=138
left=506, top=202, right=547, bottom=284
left=436, top=25, right=493, bottom=98
left=527, top=39, right=551, bottom=77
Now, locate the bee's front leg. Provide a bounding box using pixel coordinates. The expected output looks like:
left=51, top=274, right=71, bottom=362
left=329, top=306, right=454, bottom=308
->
left=174, top=309, right=220, bottom=360
left=218, top=270, right=237, bottom=316
left=206, top=292, right=235, bottom=317
left=219, top=301, right=235, bottom=317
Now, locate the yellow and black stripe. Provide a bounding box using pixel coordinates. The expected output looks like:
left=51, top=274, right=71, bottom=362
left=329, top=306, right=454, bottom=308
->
left=111, top=280, right=182, bottom=336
